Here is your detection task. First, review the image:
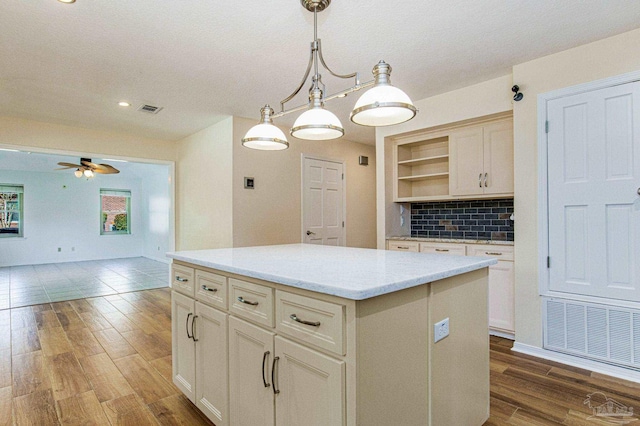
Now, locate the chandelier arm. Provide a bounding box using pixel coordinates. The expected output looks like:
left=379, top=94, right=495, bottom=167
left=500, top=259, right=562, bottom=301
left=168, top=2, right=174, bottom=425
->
left=316, top=39, right=358, bottom=81
left=323, top=79, right=375, bottom=102
left=279, top=45, right=315, bottom=111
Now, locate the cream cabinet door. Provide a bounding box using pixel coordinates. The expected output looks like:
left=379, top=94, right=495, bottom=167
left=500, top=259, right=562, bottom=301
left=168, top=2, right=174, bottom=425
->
left=487, top=260, right=515, bottom=333
left=172, top=291, right=196, bottom=401
left=274, top=336, right=345, bottom=426
left=449, top=126, right=484, bottom=196
left=483, top=120, right=514, bottom=195
left=195, top=302, right=228, bottom=426
left=229, top=316, right=275, bottom=426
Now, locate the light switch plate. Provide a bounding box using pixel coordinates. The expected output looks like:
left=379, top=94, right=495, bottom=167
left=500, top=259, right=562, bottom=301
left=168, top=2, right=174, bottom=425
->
left=434, top=318, right=450, bottom=343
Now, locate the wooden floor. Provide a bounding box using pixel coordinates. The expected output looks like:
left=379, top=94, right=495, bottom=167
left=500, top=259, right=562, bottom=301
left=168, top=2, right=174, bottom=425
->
left=0, top=289, right=638, bottom=425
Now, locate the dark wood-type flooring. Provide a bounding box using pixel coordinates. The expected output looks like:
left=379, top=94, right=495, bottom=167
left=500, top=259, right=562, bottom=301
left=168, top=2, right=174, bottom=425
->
left=0, top=288, right=638, bottom=425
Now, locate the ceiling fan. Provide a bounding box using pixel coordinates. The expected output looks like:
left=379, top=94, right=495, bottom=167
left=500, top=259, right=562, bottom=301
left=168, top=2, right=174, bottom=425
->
left=56, top=157, right=120, bottom=178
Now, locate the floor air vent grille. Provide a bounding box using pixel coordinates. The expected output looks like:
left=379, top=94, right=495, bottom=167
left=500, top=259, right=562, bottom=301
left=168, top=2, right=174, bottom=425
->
left=544, top=298, right=640, bottom=370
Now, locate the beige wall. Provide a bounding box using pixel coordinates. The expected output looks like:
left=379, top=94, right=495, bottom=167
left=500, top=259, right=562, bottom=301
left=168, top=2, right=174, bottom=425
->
left=175, top=117, right=234, bottom=250
left=375, top=75, right=514, bottom=248
left=232, top=117, right=377, bottom=249
left=0, top=116, right=175, bottom=161
left=512, top=27, right=640, bottom=347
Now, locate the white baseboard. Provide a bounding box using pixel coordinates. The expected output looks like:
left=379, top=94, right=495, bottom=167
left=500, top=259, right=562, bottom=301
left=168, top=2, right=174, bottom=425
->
left=512, top=342, right=640, bottom=384
left=490, top=329, right=515, bottom=340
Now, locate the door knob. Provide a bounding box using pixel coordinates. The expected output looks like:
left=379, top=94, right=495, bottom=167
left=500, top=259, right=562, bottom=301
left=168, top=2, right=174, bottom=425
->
left=306, top=230, right=315, bottom=236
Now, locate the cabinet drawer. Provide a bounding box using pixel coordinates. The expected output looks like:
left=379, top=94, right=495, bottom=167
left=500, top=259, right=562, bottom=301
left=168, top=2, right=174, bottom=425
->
left=195, top=270, right=227, bottom=310
left=387, top=240, right=419, bottom=252
left=419, top=243, right=466, bottom=256
left=276, top=290, right=345, bottom=356
left=229, top=279, right=274, bottom=328
left=467, top=244, right=514, bottom=261
left=172, top=264, right=195, bottom=297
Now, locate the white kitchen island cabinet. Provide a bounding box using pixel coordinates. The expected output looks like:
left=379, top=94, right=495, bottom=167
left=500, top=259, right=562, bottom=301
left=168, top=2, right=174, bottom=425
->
left=168, top=244, right=496, bottom=426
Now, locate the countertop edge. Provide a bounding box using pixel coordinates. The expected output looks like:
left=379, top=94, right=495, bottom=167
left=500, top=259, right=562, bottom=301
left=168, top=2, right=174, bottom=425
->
left=167, top=251, right=497, bottom=300
left=387, top=236, right=514, bottom=246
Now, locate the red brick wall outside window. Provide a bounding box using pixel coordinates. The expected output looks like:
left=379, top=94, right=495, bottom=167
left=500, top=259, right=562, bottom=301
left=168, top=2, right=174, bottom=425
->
left=100, top=191, right=130, bottom=234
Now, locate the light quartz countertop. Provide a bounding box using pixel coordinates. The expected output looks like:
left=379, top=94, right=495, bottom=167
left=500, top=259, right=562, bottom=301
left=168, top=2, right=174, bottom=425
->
left=387, top=236, right=514, bottom=246
left=167, top=244, right=496, bottom=300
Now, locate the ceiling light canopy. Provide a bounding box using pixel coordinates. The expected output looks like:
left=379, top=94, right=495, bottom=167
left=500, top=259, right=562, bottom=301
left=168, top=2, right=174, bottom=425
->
left=118, top=101, right=131, bottom=107
left=241, top=0, right=417, bottom=150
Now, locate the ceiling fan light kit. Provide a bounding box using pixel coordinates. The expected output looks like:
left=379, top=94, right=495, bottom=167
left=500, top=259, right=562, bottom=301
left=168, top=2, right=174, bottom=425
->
left=241, top=0, right=417, bottom=150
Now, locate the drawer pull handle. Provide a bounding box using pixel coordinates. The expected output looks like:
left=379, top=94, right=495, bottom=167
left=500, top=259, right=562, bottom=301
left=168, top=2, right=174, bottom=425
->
left=484, top=172, right=488, bottom=187
left=485, top=252, right=503, bottom=256
left=290, top=313, right=321, bottom=327
left=435, top=248, right=449, bottom=252
left=397, top=246, right=409, bottom=250
left=186, top=313, right=193, bottom=339
left=479, top=173, right=482, bottom=188
left=191, top=315, right=198, bottom=342
left=175, top=276, right=189, bottom=282
left=262, top=351, right=271, bottom=388
left=272, top=356, right=280, bottom=395
left=237, top=296, right=259, bottom=306
left=201, top=285, right=217, bottom=293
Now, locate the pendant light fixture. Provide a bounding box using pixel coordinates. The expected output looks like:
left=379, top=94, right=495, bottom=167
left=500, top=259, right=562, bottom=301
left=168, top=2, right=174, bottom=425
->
left=242, top=0, right=417, bottom=150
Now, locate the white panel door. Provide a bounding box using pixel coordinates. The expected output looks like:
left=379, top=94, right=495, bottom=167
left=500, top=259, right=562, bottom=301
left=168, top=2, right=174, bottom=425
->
left=547, top=81, right=640, bottom=301
left=171, top=291, right=196, bottom=401
left=228, top=316, right=275, bottom=426
left=194, top=301, right=228, bottom=426
left=302, top=157, right=344, bottom=246
left=274, top=336, right=345, bottom=426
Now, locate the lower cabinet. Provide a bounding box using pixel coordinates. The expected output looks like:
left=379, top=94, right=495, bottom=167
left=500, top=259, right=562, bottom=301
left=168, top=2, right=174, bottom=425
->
left=228, top=316, right=345, bottom=426
left=172, top=291, right=229, bottom=426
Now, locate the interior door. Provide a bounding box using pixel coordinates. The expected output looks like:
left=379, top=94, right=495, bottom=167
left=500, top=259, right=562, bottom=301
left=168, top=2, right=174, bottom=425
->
left=547, top=81, right=640, bottom=301
left=302, top=157, right=344, bottom=246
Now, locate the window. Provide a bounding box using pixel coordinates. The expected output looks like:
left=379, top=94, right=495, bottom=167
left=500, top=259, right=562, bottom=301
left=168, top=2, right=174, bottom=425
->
left=100, top=189, right=131, bottom=235
left=0, top=184, right=24, bottom=237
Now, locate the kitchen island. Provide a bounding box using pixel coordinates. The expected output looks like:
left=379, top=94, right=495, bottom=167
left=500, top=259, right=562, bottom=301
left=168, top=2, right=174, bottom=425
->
left=167, top=244, right=496, bottom=426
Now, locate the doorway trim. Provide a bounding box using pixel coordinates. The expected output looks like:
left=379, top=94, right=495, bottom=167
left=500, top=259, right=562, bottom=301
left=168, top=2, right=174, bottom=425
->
left=300, top=153, right=347, bottom=246
left=537, top=69, right=640, bottom=305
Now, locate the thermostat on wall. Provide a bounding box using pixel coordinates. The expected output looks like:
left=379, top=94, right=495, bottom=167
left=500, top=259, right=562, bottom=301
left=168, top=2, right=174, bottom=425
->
left=244, top=177, right=255, bottom=189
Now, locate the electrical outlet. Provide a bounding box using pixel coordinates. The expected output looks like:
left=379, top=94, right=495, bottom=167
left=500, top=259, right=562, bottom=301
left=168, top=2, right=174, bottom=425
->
left=434, top=318, right=450, bottom=343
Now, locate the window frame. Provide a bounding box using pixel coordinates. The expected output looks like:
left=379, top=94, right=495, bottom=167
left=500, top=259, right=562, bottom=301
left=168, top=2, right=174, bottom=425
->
left=0, top=184, right=24, bottom=238
left=100, top=189, right=131, bottom=236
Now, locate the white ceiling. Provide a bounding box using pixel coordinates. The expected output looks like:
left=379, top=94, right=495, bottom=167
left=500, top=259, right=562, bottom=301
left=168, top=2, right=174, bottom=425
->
left=1, top=1, right=639, bottom=145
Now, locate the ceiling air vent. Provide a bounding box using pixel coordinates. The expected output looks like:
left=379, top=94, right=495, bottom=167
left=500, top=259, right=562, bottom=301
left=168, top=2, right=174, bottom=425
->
left=137, top=104, right=163, bottom=114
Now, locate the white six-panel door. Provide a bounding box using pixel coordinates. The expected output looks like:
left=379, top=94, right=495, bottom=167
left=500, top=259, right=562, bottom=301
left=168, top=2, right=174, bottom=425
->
left=547, top=81, right=640, bottom=301
left=302, top=157, right=345, bottom=246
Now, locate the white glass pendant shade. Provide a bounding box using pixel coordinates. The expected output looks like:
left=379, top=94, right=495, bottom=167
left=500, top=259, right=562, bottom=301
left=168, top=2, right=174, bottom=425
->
left=351, top=84, right=416, bottom=126
left=74, top=169, right=83, bottom=178
left=291, top=107, right=344, bottom=140
left=242, top=105, right=289, bottom=150
left=84, top=169, right=94, bottom=178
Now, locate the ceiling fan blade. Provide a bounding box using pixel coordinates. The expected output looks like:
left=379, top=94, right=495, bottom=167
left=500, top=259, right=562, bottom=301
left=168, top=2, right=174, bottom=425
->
left=55, top=166, right=76, bottom=170
left=93, top=164, right=120, bottom=174
left=81, top=160, right=105, bottom=170
left=57, top=162, right=83, bottom=168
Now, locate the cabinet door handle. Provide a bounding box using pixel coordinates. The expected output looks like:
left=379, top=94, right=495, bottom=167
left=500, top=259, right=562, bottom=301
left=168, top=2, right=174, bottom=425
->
left=485, top=252, right=503, bottom=256
left=175, top=276, right=189, bottom=282
left=396, top=246, right=410, bottom=250
left=478, top=173, right=482, bottom=188
left=186, top=313, right=193, bottom=339
left=237, top=296, right=259, bottom=306
left=201, top=285, right=217, bottom=293
left=290, top=313, right=321, bottom=327
left=262, top=351, right=271, bottom=388
left=272, top=356, right=280, bottom=394
left=435, top=248, right=449, bottom=252
left=484, top=173, right=488, bottom=187
left=191, top=315, right=198, bottom=342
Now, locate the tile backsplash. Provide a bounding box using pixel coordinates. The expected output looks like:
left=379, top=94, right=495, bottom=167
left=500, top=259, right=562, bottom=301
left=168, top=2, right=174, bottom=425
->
left=411, top=199, right=514, bottom=241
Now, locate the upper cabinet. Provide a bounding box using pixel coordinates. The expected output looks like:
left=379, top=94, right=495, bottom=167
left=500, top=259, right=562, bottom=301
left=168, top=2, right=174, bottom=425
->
left=392, top=113, right=513, bottom=202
